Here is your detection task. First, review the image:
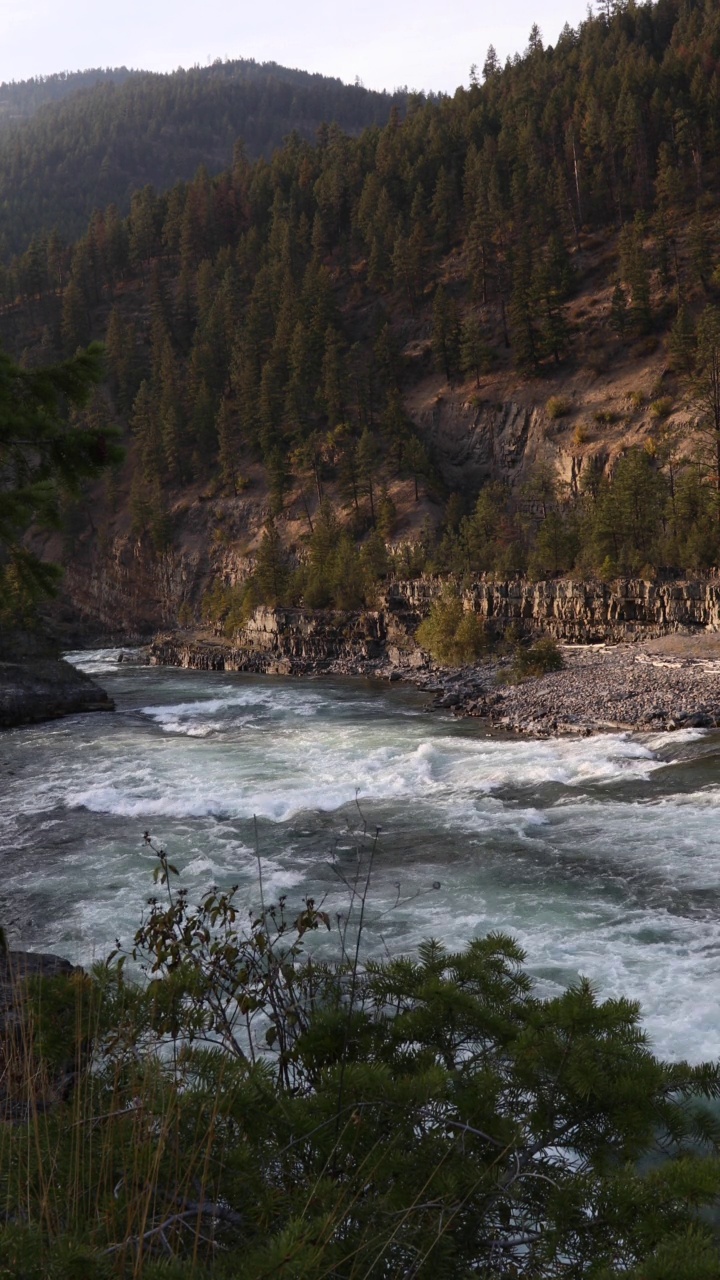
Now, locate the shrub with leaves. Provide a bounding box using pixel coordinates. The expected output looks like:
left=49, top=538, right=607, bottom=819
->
left=546, top=394, right=572, bottom=419
left=505, top=634, right=565, bottom=681
left=416, top=586, right=490, bottom=665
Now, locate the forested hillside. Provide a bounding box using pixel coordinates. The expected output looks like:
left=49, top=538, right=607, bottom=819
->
left=4, top=0, right=720, bottom=633
left=0, top=60, right=408, bottom=256
left=0, top=67, right=136, bottom=121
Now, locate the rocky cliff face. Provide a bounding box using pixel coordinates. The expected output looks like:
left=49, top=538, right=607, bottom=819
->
left=58, top=537, right=209, bottom=641
left=416, top=397, right=543, bottom=490
left=463, top=578, right=720, bottom=642
left=150, top=607, right=388, bottom=676
left=384, top=576, right=720, bottom=644
left=148, top=576, right=720, bottom=676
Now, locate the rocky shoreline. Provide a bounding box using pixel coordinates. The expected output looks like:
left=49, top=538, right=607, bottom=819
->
left=146, top=626, right=720, bottom=737
left=411, top=641, right=720, bottom=735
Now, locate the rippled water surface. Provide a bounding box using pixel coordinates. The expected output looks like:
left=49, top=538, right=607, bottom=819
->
left=2, top=649, right=720, bottom=1061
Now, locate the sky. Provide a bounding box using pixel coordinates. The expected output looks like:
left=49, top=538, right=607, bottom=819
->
left=0, top=0, right=594, bottom=95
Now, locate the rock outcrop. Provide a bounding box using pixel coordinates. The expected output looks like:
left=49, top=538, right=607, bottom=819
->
left=150, top=607, right=387, bottom=675
left=0, top=632, right=114, bottom=730
left=387, top=575, right=720, bottom=642
left=417, top=398, right=544, bottom=491
left=149, top=576, right=720, bottom=680
left=0, top=659, right=115, bottom=729
left=463, top=577, right=720, bottom=640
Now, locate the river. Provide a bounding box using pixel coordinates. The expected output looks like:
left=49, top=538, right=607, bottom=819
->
left=1, top=649, right=719, bottom=1062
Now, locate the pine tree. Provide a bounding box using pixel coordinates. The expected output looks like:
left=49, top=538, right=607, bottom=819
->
left=131, top=380, right=164, bottom=487
left=430, top=167, right=455, bottom=250
left=373, top=322, right=402, bottom=393
left=356, top=427, right=379, bottom=523
left=60, top=278, right=90, bottom=354
left=216, top=395, right=243, bottom=494
left=381, top=389, right=409, bottom=472
left=254, top=517, right=290, bottom=606
left=128, top=185, right=159, bottom=276
left=190, top=380, right=218, bottom=469
left=403, top=435, right=431, bottom=502
left=319, top=326, right=345, bottom=426
left=610, top=280, right=629, bottom=339
left=534, top=244, right=571, bottom=364
left=619, top=217, right=652, bottom=333
left=266, top=445, right=288, bottom=515
left=105, top=306, right=138, bottom=410
left=376, top=483, right=397, bottom=539
left=460, top=312, right=490, bottom=386
left=509, top=239, right=538, bottom=371
left=690, top=304, right=720, bottom=515
left=432, top=286, right=461, bottom=381
left=668, top=305, right=695, bottom=374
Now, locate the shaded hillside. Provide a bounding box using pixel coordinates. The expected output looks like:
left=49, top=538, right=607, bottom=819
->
left=0, top=68, right=135, bottom=122
left=0, top=60, right=409, bottom=257
left=4, top=0, right=720, bottom=634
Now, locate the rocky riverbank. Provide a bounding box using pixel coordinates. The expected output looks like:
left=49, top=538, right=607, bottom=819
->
left=147, top=623, right=720, bottom=737
left=409, top=639, right=720, bottom=735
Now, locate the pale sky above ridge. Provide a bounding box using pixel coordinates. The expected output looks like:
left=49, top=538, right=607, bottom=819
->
left=2, top=0, right=593, bottom=95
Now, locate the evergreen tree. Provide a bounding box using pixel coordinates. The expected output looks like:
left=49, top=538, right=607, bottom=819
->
left=266, top=445, right=288, bottom=515
left=619, top=217, right=652, bottom=333
left=105, top=306, right=138, bottom=410
left=403, top=434, right=431, bottom=501
left=509, top=239, right=539, bottom=371
left=60, top=278, right=90, bottom=353
left=432, top=286, right=461, bottom=381
left=668, top=305, right=695, bottom=374
left=356, top=426, right=380, bottom=523
left=318, top=325, right=345, bottom=426
left=216, top=395, right=243, bottom=494
left=130, top=379, right=164, bottom=487
left=254, top=516, right=290, bottom=606
left=690, top=305, right=720, bottom=514
left=460, top=312, right=490, bottom=386
left=430, top=166, right=455, bottom=250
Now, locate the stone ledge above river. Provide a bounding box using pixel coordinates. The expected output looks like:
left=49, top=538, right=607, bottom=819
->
left=462, top=577, right=720, bottom=640
left=150, top=606, right=388, bottom=676
left=149, top=575, right=720, bottom=678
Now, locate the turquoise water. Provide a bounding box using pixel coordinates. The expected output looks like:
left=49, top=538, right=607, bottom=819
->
left=1, top=649, right=719, bottom=1061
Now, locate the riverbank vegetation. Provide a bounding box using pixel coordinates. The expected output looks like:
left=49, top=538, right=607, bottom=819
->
left=2, top=835, right=720, bottom=1278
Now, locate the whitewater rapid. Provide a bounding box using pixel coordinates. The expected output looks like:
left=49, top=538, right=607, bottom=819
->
left=1, top=649, right=719, bottom=1062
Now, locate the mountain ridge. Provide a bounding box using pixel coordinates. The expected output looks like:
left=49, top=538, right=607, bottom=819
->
left=0, top=58, right=410, bottom=256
